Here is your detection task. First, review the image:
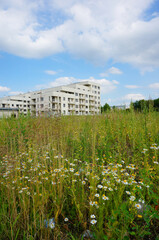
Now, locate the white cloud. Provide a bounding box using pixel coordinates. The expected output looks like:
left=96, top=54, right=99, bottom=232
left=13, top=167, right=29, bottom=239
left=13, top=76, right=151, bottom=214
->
left=36, top=76, right=118, bottom=94
left=101, top=67, right=123, bottom=77
left=0, top=0, right=159, bottom=70
left=123, top=93, right=145, bottom=101
left=149, top=83, right=159, bottom=89
left=45, top=70, right=57, bottom=75
left=125, top=85, right=141, bottom=89
left=0, top=86, right=10, bottom=92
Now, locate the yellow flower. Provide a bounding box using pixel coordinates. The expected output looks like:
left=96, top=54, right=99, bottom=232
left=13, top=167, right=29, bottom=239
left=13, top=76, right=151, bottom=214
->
left=137, top=215, right=142, bottom=218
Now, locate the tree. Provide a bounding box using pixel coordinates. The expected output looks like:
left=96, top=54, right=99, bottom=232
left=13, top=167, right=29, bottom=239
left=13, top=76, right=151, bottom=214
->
left=101, top=103, right=111, bottom=113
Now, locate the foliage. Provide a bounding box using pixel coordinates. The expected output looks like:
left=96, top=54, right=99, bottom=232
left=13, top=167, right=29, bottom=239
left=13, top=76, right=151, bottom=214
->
left=0, top=112, right=159, bottom=239
left=101, top=103, right=111, bottom=113
left=133, top=98, right=159, bottom=111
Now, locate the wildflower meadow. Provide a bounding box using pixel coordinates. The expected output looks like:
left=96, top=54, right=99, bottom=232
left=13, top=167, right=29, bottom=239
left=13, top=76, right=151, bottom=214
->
left=0, top=110, right=159, bottom=239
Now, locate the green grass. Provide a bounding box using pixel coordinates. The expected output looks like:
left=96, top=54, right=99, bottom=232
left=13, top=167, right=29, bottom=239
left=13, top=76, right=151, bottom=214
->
left=0, top=110, right=159, bottom=239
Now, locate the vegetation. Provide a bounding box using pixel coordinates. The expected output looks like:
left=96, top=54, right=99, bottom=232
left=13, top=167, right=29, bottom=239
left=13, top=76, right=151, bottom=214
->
left=0, top=111, right=159, bottom=240
left=101, top=103, right=111, bottom=113
left=133, top=98, right=159, bottom=111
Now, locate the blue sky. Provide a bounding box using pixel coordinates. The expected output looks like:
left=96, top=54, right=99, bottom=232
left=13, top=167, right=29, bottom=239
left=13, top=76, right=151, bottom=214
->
left=0, top=0, right=159, bottom=106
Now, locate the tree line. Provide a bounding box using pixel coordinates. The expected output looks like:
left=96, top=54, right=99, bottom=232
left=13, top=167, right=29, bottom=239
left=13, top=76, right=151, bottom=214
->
left=101, top=98, right=159, bottom=112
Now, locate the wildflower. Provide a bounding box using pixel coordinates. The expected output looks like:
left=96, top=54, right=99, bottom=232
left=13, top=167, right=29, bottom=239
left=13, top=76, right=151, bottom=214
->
left=82, top=181, right=86, bottom=185
left=116, top=179, right=121, bottom=183
left=102, top=195, right=109, bottom=200
left=154, top=161, right=158, bottom=164
left=117, top=164, right=122, bottom=167
left=95, top=193, right=100, bottom=197
left=64, top=218, right=68, bottom=222
left=122, top=180, right=128, bottom=185
left=90, top=219, right=97, bottom=225
left=90, top=201, right=94, bottom=206
left=90, top=214, right=96, bottom=218
left=72, top=179, right=77, bottom=182
left=137, top=215, right=142, bottom=218
left=135, top=204, right=142, bottom=209
left=74, top=172, right=80, bottom=176
left=44, top=218, right=55, bottom=229
left=126, top=191, right=131, bottom=195
left=97, top=184, right=103, bottom=189
left=108, top=187, right=113, bottom=191
left=70, top=168, right=74, bottom=172
left=130, top=196, right=136, bottom=201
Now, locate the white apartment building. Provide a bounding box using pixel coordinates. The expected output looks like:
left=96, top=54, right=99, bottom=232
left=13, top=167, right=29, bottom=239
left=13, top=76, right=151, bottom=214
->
left=0, top=81, right=101, bottom=116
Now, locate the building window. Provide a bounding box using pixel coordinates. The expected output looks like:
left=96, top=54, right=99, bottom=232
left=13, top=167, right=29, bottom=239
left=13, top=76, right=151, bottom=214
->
left=75, top=105, right=78, bottom=108
left=63, top=104, right=65, bottom=107
left=40, top=97, right=44, bottom=101
left=75, top=93, right=78, bottom=96
left=75, top=99, right=78, bottom=102
left=63, top=97, right=65, bottom=101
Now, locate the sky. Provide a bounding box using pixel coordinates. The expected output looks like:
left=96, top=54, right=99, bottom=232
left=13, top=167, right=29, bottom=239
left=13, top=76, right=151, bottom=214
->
left=0, top=0, right=159, bottom=106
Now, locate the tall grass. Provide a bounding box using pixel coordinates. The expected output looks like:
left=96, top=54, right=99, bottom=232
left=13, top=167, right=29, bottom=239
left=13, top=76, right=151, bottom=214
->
left=0, top=110, right=159, bottom=239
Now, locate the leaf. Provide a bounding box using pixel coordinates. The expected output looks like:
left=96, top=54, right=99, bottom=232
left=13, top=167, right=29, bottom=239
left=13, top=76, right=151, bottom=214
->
left=13, top=214, right=20, bottom=227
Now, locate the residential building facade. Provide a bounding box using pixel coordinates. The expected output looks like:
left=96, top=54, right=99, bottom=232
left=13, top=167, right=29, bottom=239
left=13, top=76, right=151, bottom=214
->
left=0, top=81, right=101, bottom=116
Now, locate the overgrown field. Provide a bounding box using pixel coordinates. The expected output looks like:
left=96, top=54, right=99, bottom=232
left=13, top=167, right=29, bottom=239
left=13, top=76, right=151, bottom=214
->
left=0, top=110, right=159, bottom=240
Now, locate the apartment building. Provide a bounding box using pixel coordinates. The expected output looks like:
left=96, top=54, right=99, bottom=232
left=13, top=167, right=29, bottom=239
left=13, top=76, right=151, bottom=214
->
left=0, top=81, right=101, bottom=116
left=0, top=93, right=31, bottom=115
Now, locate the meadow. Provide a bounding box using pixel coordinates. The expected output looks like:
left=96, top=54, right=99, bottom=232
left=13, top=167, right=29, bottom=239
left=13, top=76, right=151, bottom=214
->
left=0, top=110, right=159, bottom=240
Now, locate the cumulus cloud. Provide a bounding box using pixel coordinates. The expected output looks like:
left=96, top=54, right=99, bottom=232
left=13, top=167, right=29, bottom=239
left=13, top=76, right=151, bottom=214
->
left=123, top=93, right=145, bottom=101
left=149, top=83, right=159, bottom=89
left=0, top=86, right=10, bottom=92
left=45, top=70, right=57, bottom=75
left=36, top=76, right=118, bottom=94
left=125, top=85, right=141, bottom=89
left=100, top=67, right=123, bottom=77
left=0, top=0, right=159, bottom=70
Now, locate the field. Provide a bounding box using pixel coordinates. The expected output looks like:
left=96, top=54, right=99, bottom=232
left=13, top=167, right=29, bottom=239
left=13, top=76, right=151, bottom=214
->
left=0, top=110, right=159, bottom=240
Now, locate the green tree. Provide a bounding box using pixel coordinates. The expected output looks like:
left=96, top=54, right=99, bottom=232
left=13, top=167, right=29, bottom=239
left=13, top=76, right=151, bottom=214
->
left=101, top=103, right=111, bottom=113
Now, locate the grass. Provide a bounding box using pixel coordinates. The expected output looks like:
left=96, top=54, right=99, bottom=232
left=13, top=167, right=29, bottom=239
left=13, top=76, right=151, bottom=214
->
left=0, top=110, right=159, bottom=239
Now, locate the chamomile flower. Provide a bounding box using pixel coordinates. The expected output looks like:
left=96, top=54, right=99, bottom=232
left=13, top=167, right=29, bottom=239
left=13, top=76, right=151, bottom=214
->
left=102, top=195, right=109, bottom=200
left=126, top=191, right=131, bottom=195
left=95, top=193, right=100, bottom=197
left=135, top=203, right=142, bottom=209
left=130, top=196, right=136, bottom=201
left=90, top=219, right=97, bottom=225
